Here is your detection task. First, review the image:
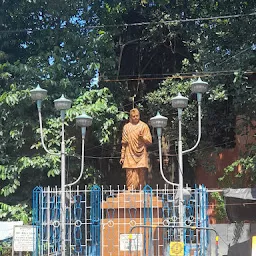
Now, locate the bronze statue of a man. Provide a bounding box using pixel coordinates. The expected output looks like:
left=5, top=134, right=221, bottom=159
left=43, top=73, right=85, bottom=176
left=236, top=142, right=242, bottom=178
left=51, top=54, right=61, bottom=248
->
left=120, top=108, right=152, bottom=190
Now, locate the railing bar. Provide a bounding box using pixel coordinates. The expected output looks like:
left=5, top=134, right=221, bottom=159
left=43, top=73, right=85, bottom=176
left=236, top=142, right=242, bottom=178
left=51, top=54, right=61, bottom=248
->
left=47, top=186, right=50, bottom=256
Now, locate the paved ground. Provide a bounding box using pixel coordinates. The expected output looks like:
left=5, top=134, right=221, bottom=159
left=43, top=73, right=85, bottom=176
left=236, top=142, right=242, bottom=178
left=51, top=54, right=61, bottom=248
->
left=209, top=223, right=255, bottom=256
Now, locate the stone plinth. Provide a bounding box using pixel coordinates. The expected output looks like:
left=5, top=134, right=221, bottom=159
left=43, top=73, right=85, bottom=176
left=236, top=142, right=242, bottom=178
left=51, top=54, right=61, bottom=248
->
left=101, top=191, right=164, bottom=255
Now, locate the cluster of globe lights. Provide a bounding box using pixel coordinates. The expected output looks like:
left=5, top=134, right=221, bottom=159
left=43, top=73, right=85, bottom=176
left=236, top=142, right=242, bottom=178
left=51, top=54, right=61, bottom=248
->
left=150, top=77, right=208, bottom=238
left=30, top=85, right=93, bottom=255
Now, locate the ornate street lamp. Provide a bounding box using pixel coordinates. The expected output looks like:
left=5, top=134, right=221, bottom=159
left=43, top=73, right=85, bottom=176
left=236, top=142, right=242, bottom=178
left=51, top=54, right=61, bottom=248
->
left=30, top=84, right=47, bottom=101
left=191, top=77, right=208, bottom=95
left=75, top=113, right=93, bottom=128
left=171, top=92, right=188, bottom=239
left=183, top=77, right=209, bottom=154
left=171, top=77, right=208, bottom=241
left=150, top=112, right=178, bottom=187
left=30, top=85, right=47, bottom=109
left=54, top=94, right=72, bottom=121
left=66, top=113, right=93, bottom=187
left=53, top=95, right=72, bottom=256
left=171, top=92, right=189, bottom=109
left=30, top=86, right=92, bottom=255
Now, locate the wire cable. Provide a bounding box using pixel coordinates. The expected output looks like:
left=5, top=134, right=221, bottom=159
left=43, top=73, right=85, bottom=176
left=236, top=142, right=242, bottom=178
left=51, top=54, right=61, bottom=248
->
left=100, top=70, right=256, bottom=83
left=1, top=11, right=255, bottom=34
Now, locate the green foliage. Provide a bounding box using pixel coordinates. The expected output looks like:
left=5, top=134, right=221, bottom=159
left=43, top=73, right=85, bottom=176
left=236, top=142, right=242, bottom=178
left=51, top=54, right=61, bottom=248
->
left=0, top=240, right=12, bottom=256
left=210, top=192, right=227, bottom=222
left=0, top=0, right=255, bottom=216
left=219, top=156, right=256, bottom=187
left=0, top=0, right=127, bottom=212
left=68, top=87, right=128, bottom=144
left=0, top=202, right=31, bottom=223
left=146, top=78, right=192, bottom=115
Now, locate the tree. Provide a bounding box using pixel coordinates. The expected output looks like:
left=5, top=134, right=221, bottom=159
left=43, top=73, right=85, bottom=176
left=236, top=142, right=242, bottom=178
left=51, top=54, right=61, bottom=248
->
left=0, top=0, right=255, bottom=223
left=94, top=0, right=256, bottom=186
left=0, top=0, right=127, bottom=220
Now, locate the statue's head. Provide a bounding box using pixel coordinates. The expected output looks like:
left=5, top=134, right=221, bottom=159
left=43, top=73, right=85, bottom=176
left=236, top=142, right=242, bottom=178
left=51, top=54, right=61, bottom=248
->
left=129, top=108, right=140, bottom=124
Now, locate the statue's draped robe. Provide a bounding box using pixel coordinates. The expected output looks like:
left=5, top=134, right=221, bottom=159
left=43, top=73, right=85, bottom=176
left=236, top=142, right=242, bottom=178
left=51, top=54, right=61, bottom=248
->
left=121, top=121, right=152, bottom=189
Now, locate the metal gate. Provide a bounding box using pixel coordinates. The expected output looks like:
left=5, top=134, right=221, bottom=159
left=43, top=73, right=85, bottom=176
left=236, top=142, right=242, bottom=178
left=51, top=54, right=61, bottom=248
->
left=32, top=185, right=209, bottom=255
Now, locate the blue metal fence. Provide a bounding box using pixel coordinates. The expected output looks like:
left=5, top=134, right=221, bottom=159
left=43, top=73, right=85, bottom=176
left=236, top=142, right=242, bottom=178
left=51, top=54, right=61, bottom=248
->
left=32, top=185, right=209, bottom=256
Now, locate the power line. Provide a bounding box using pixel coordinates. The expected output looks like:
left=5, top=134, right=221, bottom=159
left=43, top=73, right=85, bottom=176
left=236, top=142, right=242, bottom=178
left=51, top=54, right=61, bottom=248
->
left=217, top=46, right=253, bottom=66
left=100, top=70, right=256, bottom=83
left=2, top=138, right=240, bottom=160
left=0, top=12, right=255, bottom=34
left=105, top=70, right=245, bottom=78
left=93, top=11, right=256, bottom=29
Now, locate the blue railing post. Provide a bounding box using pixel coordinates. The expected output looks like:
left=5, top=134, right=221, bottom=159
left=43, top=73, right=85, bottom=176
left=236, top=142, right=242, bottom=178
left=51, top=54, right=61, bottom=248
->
left=32, top=186, right=43, bottom=256
left=90, top=185, right=101, bottom=256
left=143, top=185, right=153, bottom=256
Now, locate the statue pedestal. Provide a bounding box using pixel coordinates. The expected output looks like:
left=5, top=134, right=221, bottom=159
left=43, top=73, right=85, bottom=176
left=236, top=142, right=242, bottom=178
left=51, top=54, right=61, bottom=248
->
left=101, top=191, right=163, bottom=255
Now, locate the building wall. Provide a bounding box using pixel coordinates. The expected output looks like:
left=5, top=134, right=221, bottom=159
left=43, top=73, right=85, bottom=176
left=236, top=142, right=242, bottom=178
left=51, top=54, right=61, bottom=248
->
left=195, top=117, right=256, bottom=223
left=196, top=117, right=255, bottom=188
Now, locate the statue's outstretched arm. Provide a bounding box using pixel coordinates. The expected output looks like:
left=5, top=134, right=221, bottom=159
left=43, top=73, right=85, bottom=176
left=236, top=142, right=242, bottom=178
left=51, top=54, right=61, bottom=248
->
left=141, top=125, right=152, bottom=145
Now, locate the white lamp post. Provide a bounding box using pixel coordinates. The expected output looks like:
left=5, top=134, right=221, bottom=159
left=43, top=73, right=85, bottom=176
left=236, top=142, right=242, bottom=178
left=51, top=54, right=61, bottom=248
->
left=183, top=77, right=209, bottom=154
left=150, top=112, right=179, bottom=187
left=30, top=85, right=57, bottom=155
left=171, top=92, right=188, bottom=240
left=30, top=86, right=92, bottom=255
left=66, top=113, right=93, bottom=187
left=53, top=94, right=72, bottom=256
left=171, top=77, right=208, bottom=241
